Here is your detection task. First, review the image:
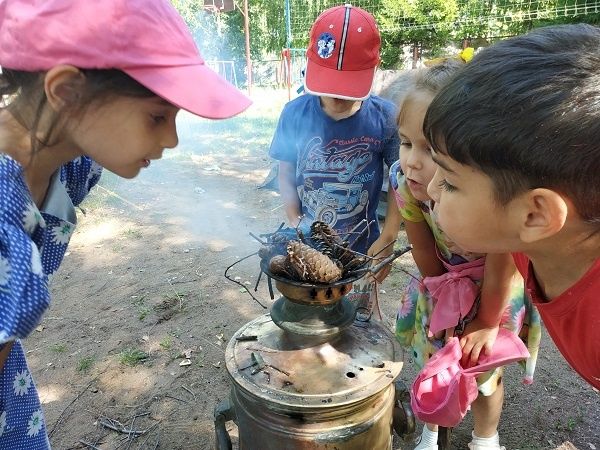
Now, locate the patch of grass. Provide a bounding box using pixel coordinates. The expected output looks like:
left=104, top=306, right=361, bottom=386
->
left=130, top=295, right=146, bottom=307
left=50, top=344, right=67, bottom=353
left=138, top=307, right=151, bottom=321
left=168, top=329, right=182, bottom=339
left=159, top=337, right=172, bottom=350
left=77, top=356, right=94, bottom=373
left=123, top=228, right=143, bottom=239
left=119, top=349, right=148, bottom=366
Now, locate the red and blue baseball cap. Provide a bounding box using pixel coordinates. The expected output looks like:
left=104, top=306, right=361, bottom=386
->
left=0, top=0, right=251, bottom=119
left=304, top=4, right=381, bottom=101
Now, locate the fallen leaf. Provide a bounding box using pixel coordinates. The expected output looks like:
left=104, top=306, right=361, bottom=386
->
left=35, top=325, right=44, bottom=332
left=182, top=349, right=193, bottom=359
left=212, top=361, right=221, bottom=368
left=179, top=359, right=192, bottom=367
left=141, top=335, right=149, bottom=342
left=589, top=444, right=596, bottom=450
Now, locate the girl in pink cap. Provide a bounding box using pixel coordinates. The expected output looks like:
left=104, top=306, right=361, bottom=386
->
left=387, top=60, right=540, bottom=450
left=0, top=0, right=249, bottom=447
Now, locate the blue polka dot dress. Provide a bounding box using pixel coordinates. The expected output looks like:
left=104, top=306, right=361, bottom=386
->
left=0, top=154, right=102, bottom=449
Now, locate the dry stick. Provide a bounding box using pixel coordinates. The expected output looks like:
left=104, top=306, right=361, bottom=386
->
left=79, top=440, right=102, bottom=450
left=248, top=232, right=267, bottom=245
left=224, top=251, right=267, bottom=309
left=181, top=385, right=197, bottom=401
left=96, top=184, right=144, bottom=211
left=347, top=220, right=376, bottom=248
left=132, top=422, right=160, bottom=449
left=125, top=412, right=150, bottom=450
left=346, top=219, right=368, bottom=238
left=370, top=240, right=397, bottom=258
left=49, top=379, right=95, bottom=437
left=164, top=394, right=188, bottom=404
left=166, top=278, right=185, bottom=310
left=254, top=269, right=263, bottom=292
left=373, top=281, right=384, bottom=321
left=270, top=203, right=285, bottom=212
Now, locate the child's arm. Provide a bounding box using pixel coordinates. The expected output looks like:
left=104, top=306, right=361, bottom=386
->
left=460, top=252, right=518, bottom=365
left=278, top=161, right=302, bottom=227
left=405, top=218, right=445, bottom=278
left=368, top=189, right=402, bottom=282
left=0, top=342, right=13, bottom=372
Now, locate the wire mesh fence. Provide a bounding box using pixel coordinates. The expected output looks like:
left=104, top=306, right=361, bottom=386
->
left=285, top=0, right=600, bottom=44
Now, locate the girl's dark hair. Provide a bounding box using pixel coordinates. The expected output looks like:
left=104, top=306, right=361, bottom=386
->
left=1, top=68, right=155, bottom=156
left=398, top=58, right=464, bottom=126
left=424, top=24, right=600, bottom=224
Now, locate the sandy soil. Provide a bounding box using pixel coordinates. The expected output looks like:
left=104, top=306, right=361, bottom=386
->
left=23, top=99, right=599, bottom=450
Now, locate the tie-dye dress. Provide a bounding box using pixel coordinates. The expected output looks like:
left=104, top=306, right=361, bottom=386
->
left=0, top=155, right=102, bottom=449
left=389, top=161, right=541, bottom=394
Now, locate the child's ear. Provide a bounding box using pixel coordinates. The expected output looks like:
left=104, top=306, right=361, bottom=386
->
left=518, top=188, right=568, bottom=243
left=44, top=65, right=85, bottom=111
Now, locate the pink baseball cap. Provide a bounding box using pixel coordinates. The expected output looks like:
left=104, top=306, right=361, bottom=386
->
left=411, top=328, right=530, bottom=428
left=304, top=4, right=381, bottom=101
left=0, top=0, right=251, bottom=119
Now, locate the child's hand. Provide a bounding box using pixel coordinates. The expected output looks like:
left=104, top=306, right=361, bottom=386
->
left=459, top=318, right=500, bottom=367
left=367, top=236, right=395, bottom=283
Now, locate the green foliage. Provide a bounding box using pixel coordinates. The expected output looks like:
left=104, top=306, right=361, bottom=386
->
left=171, top=0, right=600, bottom=72
left=50, top=344, right=67, bottom=353
left=119, top=349, right=149, bottom=366
left=77, top=356, right=95, bottom=373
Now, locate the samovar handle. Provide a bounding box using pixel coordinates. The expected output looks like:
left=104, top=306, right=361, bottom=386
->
left=214, top=398, right=235, bottom=450
left=392, top=378, right=416, bottom=438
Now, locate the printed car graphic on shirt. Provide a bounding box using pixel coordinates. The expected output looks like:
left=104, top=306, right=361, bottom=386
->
left=303, top=182, right=369, bottom=226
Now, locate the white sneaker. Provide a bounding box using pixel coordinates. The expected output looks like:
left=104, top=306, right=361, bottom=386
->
left=468, top=443, right=505, bottom=450
left=468, top=431, right=505, bottom=450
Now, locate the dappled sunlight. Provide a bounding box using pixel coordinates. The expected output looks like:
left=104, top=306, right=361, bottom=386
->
left=220, top=201, right=238, bottom=210
left=204, top=238, right=232, bottom=253
left=76, top=218, right=127, bottom=246
left=99, top=366, right=160, bottom=400
left=38, top=384, right=67, bottom=405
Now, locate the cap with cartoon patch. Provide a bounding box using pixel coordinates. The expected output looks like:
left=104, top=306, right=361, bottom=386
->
left=304, top=4, right=381, bottom=101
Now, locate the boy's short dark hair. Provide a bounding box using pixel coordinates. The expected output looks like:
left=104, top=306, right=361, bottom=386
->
left=424, top=24, right=600, bottom=225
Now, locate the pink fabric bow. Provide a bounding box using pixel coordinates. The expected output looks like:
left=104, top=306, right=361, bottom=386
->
left=423, top=257, right=485, bottom=336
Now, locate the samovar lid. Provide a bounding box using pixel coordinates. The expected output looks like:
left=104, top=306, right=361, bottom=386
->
left=225, top=314, right=403, bottom=408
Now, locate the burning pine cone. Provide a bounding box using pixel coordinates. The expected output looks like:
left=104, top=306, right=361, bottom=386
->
left=287, top=240, right=342, bottom=283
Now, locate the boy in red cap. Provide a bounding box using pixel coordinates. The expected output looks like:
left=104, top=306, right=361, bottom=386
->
left=269, top=4, right=401, bottom=315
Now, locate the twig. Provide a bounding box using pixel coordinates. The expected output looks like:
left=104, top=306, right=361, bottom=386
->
left=270, top=203, right=284, bottom=212
left=181, top=386, right=197, bottom=401
left=224, top=251, right=267, bottom=309
left=267, top=364, right=290, bottom=376
left=371, top=240, right=397, bottom=258
left=124, top=413, right=149, bottom=450
left=96, top=184, right=143, bottom=211
left=132, top=422, right=160, bottom=449
left=49, top=379, right=95, bottom=437
left=373, top=282, right=384, bottom=321
left=199, top=336, right=226, bottom=353
left=79, top=440, right=102, bottom=450
left=166, top=279, right=185, bottom=310
left=254, top=269, right=263, bottom=292
left=249, top=232, right=267, bottom=245
left=164, top=394, right=188, bottom=404
left=348, top=220, right=376, bottom=248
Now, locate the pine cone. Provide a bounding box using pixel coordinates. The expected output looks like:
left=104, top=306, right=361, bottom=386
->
left=268, top=254, right=299, bottom=279
left=287, top=241, right=342, bottom=283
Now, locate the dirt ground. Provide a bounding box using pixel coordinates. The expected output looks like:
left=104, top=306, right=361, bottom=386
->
left=25, top=92, right=598, bottom=449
